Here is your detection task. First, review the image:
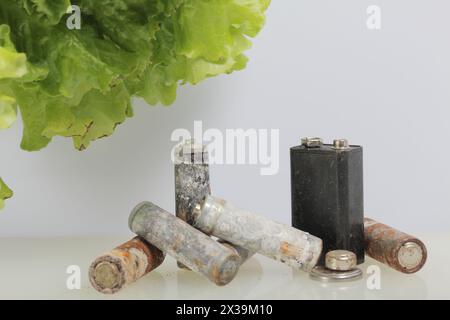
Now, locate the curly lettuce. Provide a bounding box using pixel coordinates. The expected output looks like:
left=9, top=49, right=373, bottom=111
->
left=0, top=0, right=270, bottom=151
left=0, top=178, right=13, bottom=209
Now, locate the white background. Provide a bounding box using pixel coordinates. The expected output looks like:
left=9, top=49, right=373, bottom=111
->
left=1, top=0, right=449, bottom=237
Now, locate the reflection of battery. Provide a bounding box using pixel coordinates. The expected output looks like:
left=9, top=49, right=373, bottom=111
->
left=291, top=138, right=365, bottom=265
left=364, top=217, right=427, bottom=274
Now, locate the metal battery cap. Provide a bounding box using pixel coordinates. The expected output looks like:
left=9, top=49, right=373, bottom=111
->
left=174, top=139, right=209, bottom=164
left=325, top=250, right=357, bottom=271
left=310, top=266, right=363, bottom=282
left=301, top=137, right=323, bottom=148
left=332, top=139, right=350, bottom=150
left=398, top=242, right=424, bottom=270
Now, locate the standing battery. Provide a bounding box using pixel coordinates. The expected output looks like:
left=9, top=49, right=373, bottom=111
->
left=290, top=138, right=365, bottom=265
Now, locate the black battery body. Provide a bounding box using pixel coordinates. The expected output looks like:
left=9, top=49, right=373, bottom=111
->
left=290, top=140, right=365, bottom=265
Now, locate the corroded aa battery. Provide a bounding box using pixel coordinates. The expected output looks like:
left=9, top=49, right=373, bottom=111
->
left=192, top=196, right=323, bottom=272
left=174, top=140, right=252, bottom=270
left=129, top=201, right=241, bottom=286
left=175, top=139, right=210, bottom=226
left=174, top=140, right=210, bottom=269
left=364, top=217, right=427, bottom=274
left=291, top=138, right=365, bottom=265
left=89, top=237, right=165, bottom=294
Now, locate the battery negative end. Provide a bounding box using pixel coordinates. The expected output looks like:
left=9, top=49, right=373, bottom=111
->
left=129, top=201, right=150, bottom=230
left=398, top=241, right=426, bottom=271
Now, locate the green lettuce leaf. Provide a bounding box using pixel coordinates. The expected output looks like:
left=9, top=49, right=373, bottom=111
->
left=0, top=94, right=17, bottom=129
left=0, top=24, right=27, bottom=128
left=0, top=178, right=13, bottom=209
left=0, top=25, right=27, bottom=80
left=17, top=0, right=71, bottom=25
left=0, top=0, right=270, bottom=151
left=139, top=0, right=270, bottom=105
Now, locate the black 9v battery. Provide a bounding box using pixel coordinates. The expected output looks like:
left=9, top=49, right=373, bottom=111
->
left=290, top=138, right=365, bottom=265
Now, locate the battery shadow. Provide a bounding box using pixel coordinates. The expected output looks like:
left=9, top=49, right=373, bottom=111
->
left=251, top=260, right=427, bottom=300
left=175, top=256, right=263, bottom=299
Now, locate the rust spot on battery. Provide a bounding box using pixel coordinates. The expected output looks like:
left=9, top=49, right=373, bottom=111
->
left=89, top=236, right=165, bottom=294
left=280, top=242, right=304, bottom=258
left=193, top=196, right=323, bottom=272
left=364, top=217, right=427, bottom=274
left=211, top=265, right=221, bottom=284
left=116, top=251, right=130, bottom=259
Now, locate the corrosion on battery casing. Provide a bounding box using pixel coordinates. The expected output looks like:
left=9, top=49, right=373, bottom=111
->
left=192, top=195, right=323, bottom=272
left=89, top=237, right=165, bottom=294
left=364, top=217, right=427, bottom=274
left=129, top=201, right=241, bottom=286
left=173, top=140, right=252, bottom=271
left=174, top=140, right=211, bottom=269
left=291, top=138, right=365, bottom=265
left=217, top=239, right=254, bottom=266
left=175, top=139, right=210, bottom=226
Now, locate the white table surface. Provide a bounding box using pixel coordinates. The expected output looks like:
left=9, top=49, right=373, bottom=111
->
left=0, top=235, right=448, bottom=300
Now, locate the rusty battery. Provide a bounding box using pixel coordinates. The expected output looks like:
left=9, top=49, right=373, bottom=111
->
left=174, top=139, right=210, bottom=226
left=364, top=217, right=427, bottom=274
left=174, top=140, right=210, bottom=269
left=218, top=240, right=254, bottom=266
left=192, top=195, right=323, bottom=272
left=129, top=201, right=241, bottom=286
left=89, top=237, right=165, bottom=294
left=173, top=140, right=252, bottom=269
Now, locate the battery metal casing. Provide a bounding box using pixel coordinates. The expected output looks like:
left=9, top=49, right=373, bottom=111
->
left=175, top=140, right=210, bottom=227
left=174, top=140, right=210, bottom=269
left=89, top=237, right=165, bottom=294
left=364, top=217, right=427, bottom=274
left=291, top=142, right=365, bottom=264
left=129, top=201, right=241, bottom=286
left=193, top=195, right=323, bottom=272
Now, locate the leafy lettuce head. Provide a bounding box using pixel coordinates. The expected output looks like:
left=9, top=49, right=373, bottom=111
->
left=0, top=0, right=270, bottom=151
